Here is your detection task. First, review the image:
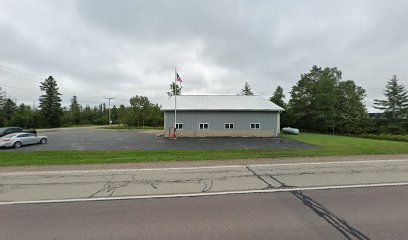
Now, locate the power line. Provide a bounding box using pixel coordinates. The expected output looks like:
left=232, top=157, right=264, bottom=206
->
left=0, top=64, right=42, bottom=81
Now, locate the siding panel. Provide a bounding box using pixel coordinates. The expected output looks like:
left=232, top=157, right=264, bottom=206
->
left=165, top=111, right=278, bottom=131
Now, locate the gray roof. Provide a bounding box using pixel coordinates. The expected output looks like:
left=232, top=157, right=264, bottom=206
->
left=161, top=95, right=285, bottom=112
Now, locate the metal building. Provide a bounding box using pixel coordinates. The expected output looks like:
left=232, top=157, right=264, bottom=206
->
left=161, top=95, right=284, bottom=137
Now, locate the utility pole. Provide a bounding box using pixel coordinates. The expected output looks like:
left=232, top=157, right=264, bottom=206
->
left=105, top=97, right=115, bottom=125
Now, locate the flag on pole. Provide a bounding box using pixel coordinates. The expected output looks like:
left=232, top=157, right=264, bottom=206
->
left=176, top=73, right=183, bottom=82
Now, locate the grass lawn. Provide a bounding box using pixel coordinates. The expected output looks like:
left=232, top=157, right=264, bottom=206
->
left=98, top=125, right=163, bottom=130
left=355, top=133, right=408, bottom=142
left=0, top=133, right=407, bottom=167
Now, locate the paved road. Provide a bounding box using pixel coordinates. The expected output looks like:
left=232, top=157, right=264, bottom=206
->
left=1, top=127, right=312, bottom=151
left=1, top=186, right=408, bottom=239
left=1, top=158, right=408, bottom=203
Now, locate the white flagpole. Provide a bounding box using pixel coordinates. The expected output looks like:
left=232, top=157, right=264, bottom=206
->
left=174, top=67, right=177, bottom=138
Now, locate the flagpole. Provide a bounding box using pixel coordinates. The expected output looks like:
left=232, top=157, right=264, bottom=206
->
left=174, top=67, right=177, bottom=138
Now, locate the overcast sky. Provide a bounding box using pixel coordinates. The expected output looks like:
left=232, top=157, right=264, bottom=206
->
left=0, top=0, right=407, bottom=111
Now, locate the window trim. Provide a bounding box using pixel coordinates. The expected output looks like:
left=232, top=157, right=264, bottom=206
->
left=225, top=123, right=234, bottom=130
left=199, top=123, right=209, bottom=130
left=250, top=123, right=260, bottom=129
left=175, top=123, right=183, bottom=130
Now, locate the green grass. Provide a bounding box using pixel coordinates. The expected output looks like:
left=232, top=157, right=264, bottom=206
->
left=62, top=124, right=98, bottom=128
left=354, top=134, right=408, bottom=142
left=0, top=133, right=407, bottom=167
left=36, top=125, right=97, bottom=129
left=284, top=133, right=408, bottom=155
left=98, top=125, right=163, bottom=130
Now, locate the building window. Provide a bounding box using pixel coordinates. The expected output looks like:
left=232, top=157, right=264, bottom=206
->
left=250, top=123, right=260, bottom=129
left=199, top=123, right=209, bottom=129
left=175, top=123, right=183, bottom=129
left=225, top=123, right=234, bottom=129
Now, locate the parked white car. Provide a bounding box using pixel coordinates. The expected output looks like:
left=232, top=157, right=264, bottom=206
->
left=0, top=132, right=47, bottom=148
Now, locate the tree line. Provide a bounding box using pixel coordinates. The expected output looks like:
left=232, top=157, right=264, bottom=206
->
left=0, top=76, right=163, bottom=128
left=250, top=66, right=407, bottom=134
left=1, top=66, right=407, bottom=134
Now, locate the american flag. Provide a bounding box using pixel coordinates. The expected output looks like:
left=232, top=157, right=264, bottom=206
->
left=176, top=73, right=183, bottom=82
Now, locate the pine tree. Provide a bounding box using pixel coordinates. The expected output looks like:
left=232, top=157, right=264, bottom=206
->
left=239, top=82, right=254, bottom=95
left=81, top=105, right=94, bottom=124
left=0, top=87, right=6, bottom=126
left=0, top=87, right=5, bottom=109
left=118, top=104, right=127, bottom=125
left=111, top=105, right=118, bottom=124
left=269, top=86, right=286, bottom=108
left=70, top=95, right=81, bottom=125
left=39, top=76, right=63, bottom=128
left=1, top=98, right=17, bottom=126
left=269, top=86, right=289, bottom=127
left=374, top=75, right=408, bottom=119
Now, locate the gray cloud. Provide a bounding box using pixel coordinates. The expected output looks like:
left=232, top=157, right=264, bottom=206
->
left=0, top=0, right=407, bottom=111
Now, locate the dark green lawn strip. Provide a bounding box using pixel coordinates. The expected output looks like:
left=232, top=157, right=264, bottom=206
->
left=98, top=125, right=163, bottom=130
left=1, top=133, right=408, bottom=167
left=354, top=134, right=408, bottom=142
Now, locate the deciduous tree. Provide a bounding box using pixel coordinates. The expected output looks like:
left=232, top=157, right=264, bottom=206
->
left=129, top=95, right=152, bottom=127
left=167, top=83, right=182, bottom=97
left=9, top=104, right=40, bottom=129
left=336, top=80, right=370, bottom=134
left=288, top=65, right=369, bottom=133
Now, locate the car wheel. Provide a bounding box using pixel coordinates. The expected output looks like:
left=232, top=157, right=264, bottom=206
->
left=40, top=138, right=47, bottom=144
left=14, top=141, right=22, bottom=148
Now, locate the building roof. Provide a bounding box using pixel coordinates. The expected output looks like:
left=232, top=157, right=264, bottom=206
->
left=161, top=95, right=285, bottom=112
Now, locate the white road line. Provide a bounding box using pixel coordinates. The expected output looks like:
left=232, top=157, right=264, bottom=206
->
left=1, top=158, right=408, bottom=176
left=1, top=181, right=408, bottom=206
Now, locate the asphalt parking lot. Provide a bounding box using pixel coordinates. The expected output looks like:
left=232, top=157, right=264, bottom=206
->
left=1, top=127, right=314, bottom=151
